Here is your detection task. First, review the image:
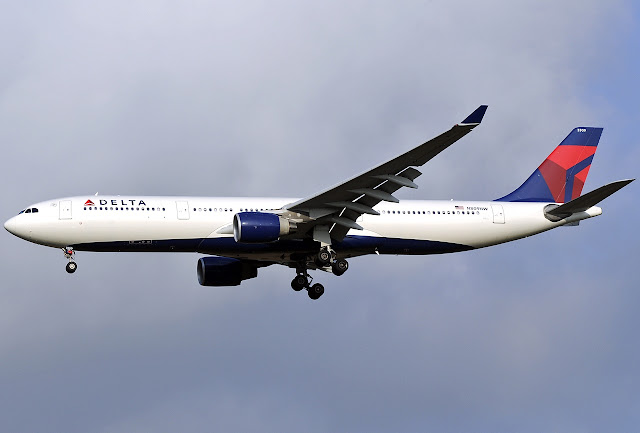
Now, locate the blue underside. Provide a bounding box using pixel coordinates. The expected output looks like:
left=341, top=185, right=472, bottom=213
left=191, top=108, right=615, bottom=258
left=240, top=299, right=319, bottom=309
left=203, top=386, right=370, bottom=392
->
left=72, top=236, right=473, bottom=257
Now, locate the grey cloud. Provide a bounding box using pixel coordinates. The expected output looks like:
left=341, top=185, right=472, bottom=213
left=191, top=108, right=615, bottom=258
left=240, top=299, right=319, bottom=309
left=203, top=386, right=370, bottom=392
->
left=1, top=1, right=638, bottom=432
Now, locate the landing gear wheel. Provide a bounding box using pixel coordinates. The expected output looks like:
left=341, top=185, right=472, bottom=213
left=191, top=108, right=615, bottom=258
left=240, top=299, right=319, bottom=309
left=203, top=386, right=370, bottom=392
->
left=331, top=259, right=349, bottom=276
left=291, top=274, right=307, bottom=292
left=66, top=262, right=77, bottom=274
left=308, top=283, right=324, bottom=300
left=315, top=249, right=331, bottom=267
left=332, top=259, right=349, bottom=276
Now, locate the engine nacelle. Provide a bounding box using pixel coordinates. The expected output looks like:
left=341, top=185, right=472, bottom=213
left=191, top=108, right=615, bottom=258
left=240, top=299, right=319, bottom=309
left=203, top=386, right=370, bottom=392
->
left=197, top=257, right=258, bottom=286
left=233, top=212, right=292, bottom=243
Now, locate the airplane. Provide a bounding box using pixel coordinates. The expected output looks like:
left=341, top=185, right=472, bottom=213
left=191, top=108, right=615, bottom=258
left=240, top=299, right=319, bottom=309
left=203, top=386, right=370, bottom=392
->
left=4, top=106, right=634, bottom=300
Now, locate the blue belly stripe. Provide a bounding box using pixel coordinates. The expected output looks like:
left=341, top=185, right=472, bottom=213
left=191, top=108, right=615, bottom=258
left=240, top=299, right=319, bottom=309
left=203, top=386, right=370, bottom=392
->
left=72, top=236, right=473, bottom=256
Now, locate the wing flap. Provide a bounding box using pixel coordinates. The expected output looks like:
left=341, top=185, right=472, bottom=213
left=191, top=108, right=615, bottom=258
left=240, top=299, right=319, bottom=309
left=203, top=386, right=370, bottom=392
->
left=285, top=105, right=488, bottom=242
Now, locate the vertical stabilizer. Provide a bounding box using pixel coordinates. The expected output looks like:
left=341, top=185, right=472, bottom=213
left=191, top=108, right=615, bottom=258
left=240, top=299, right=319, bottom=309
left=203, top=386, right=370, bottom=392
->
left=496, top=127, right=602, bottom=203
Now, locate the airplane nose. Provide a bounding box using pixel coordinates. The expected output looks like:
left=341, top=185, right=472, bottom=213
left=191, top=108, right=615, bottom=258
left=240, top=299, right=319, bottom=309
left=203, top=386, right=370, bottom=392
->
left=4, top=216, right=30, bottom=240
left=4, top=217, right=17, bottom=235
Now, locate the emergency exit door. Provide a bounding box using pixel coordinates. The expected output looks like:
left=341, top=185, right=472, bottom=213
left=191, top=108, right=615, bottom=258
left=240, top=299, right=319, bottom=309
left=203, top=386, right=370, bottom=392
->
left=176, top=201, right=190, bottom=220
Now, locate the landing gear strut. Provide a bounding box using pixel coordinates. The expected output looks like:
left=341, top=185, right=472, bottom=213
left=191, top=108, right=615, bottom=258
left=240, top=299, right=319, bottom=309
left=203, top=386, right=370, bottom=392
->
left=63, top=247, right=77, bottom=274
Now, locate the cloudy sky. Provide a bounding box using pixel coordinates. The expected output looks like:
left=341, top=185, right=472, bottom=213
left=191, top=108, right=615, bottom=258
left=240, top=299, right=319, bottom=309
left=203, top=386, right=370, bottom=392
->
left=1, top=1, right=639, bottom=432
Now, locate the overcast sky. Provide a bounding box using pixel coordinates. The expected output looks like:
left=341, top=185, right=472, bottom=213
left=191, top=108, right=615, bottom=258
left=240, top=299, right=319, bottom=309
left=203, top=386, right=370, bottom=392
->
left=1, top=1, right=639, bottom=432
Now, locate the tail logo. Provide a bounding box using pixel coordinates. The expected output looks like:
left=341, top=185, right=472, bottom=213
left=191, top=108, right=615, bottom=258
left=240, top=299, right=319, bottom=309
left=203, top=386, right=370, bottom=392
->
left=539, top=145, right=597, bottom=202
left=497, top=127, right=603, bottom=203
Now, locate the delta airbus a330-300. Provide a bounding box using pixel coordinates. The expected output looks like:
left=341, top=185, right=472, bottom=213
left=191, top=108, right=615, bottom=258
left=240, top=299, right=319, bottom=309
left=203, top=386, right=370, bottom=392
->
left=4, top=106, right=634, bottom=299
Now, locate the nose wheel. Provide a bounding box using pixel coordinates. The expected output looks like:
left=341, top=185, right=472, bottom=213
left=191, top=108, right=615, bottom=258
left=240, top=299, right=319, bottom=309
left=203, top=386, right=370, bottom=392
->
left=63, top=247, right=78, bottom=274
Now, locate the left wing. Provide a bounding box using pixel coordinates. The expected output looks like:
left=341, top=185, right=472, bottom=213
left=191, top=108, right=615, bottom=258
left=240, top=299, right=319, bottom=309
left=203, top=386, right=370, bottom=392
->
left=283, top=105, right=488, bottom=243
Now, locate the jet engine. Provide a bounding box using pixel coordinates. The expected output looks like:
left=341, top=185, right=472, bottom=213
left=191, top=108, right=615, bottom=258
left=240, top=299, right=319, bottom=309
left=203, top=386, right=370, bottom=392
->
left=197, top=257, right=258, bottom=286
left=233, top=212, right=293, bottom=243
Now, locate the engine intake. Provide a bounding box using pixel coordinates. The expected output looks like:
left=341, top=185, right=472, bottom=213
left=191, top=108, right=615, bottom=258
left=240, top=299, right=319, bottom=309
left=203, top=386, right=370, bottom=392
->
left=233, top=212, right=292, bottom=243
left=197, top=257, right=258, bottom=286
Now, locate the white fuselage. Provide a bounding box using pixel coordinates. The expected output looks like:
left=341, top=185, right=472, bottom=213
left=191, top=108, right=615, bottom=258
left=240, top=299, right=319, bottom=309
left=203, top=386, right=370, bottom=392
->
left=4, top=195, right=602, bottom=262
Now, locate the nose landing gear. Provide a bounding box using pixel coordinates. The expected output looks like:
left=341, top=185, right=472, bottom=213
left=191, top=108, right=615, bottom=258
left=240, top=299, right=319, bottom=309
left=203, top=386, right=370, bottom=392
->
left=63, top=247, right=77, bottom=274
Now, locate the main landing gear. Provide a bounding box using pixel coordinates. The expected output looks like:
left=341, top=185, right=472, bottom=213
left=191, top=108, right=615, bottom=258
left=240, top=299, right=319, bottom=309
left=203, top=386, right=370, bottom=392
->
left=291, top=272, right=325, bottom=300
left=63, top=247, right=77, bottom=274
left=317, top=247, right=348, bottom=277
left=291, top=247, right=349, bottom=300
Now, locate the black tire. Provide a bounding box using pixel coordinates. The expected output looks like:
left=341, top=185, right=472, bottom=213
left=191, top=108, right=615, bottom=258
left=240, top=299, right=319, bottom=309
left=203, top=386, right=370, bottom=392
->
left=291, top=275, right=307, bottom=291
left=66, top=262, right=77, bottom=274
left=316, top=249, right=331, bottom=266
left=308, top=283, right=324, bottom=300
left=332, top=259, right=349, bottom=276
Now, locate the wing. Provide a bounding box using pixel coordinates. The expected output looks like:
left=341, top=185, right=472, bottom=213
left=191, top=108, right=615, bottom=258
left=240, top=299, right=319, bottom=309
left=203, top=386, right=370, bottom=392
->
left=283, top=105, right=488, bottom=243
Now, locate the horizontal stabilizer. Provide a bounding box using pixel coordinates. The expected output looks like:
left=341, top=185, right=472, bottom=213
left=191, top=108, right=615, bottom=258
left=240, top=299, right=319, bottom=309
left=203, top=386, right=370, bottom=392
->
left=545, top=179, right=634, bottom=219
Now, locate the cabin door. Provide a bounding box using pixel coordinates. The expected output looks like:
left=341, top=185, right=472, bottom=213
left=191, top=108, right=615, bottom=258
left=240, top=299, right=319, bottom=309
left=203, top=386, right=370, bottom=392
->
left=491, top=204, right=505, bottom=224
left=59, top=200, right=72, bottom=220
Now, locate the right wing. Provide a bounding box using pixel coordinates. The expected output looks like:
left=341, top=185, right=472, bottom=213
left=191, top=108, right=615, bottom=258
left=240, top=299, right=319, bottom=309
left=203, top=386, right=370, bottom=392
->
left=283, top=105, right=488, bottom=243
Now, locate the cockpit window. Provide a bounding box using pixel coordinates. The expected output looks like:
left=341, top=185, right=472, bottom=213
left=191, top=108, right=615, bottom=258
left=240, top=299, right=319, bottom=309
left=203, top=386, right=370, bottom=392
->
left=32, top=208, right=39, bottom=213
left=25, top=209, right=31, bottom=214
left=18, top=210, right=25, bottom=215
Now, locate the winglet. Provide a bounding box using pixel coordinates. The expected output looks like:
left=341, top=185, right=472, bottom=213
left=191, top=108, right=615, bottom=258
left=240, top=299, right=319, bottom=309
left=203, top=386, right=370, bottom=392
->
left=459, top=105, right=488, bottom=126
